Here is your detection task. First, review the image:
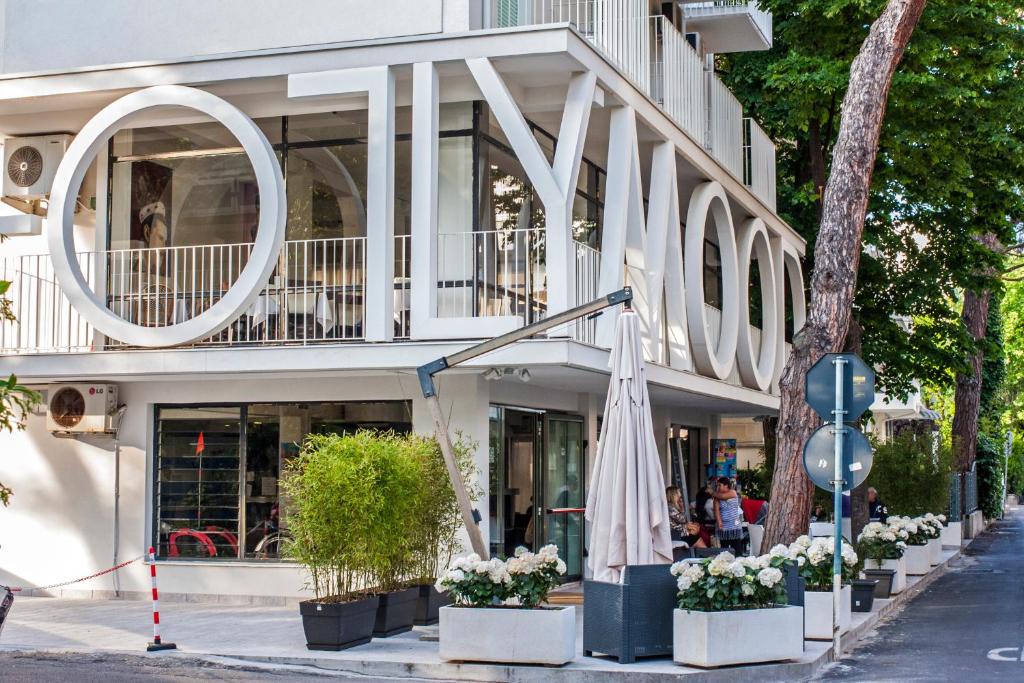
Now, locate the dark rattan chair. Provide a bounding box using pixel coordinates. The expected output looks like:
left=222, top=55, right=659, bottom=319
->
left=583, top=564, right=676, bottom=664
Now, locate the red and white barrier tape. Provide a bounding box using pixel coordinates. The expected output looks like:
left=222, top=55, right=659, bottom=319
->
left=8, top=555, right=143, bottom=592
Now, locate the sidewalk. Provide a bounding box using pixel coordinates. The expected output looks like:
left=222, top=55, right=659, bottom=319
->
left=0, top=546, right=968, bottom=683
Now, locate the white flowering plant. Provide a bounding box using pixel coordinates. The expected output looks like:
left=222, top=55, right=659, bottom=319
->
left=507, top=544, right=568, bottom=609
left=787, top=535, right=858, bottom=591
left=889, top=515, right=929, bottom=545
left=436, top=545, right=567, bottom=609
left=670, top=550, right=789, bottom=612
left=857, top=521, right=908, bottom=562
left=437, top=554, right=512, bottom=607
left=916, top=513, right=944, bottom=539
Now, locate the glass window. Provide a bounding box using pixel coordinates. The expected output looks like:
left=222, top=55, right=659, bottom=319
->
left=703, top=239, right=723, bottom=309
left=154, top=401, right=412, bottom=560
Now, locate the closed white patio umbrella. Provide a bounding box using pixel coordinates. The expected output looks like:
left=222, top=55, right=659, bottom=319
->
left=585, top=310, right=673, bottom=582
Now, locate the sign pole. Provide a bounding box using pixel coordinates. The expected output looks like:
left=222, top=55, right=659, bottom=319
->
left=831, top=357, right=846, bottom=661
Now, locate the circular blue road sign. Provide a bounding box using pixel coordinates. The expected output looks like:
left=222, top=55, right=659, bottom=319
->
left=802, top=424, right=874, bottom=492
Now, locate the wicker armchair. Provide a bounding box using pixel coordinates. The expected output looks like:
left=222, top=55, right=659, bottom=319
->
left=583, top=564, right=676, bottom=664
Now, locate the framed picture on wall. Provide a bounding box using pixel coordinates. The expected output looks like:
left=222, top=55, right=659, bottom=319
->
left=710, top=438, right=737, bottom=479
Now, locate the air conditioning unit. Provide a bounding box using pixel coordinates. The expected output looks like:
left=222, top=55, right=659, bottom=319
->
left=3, top=134, right=72, bottom=199
left=46, top=384, right=118, bottom=434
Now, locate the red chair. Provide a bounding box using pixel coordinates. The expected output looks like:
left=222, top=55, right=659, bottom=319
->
left=203, top=526, right=239, bottom=556
left=168, top=529, right=217, bottom=558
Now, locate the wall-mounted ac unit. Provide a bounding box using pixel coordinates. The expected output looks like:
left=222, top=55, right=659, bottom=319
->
left=3, top=134, right=72, bottom=199
left=46, top=384, right=118, bottom=434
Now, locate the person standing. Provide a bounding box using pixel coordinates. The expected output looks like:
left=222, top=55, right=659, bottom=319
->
left=713, top=477, right=746, bottom=554
left=868, top=487, right=889, bottom=522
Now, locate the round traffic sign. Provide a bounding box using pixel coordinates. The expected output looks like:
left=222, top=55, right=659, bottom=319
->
left=802, top=424, right=874, bottom=492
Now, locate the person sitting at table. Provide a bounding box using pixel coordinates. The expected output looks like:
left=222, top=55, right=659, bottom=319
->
left=666, top=486, right=686, bottom=539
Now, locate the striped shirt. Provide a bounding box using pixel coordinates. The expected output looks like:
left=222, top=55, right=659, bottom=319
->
left=717, top=496, right=744, bottom=540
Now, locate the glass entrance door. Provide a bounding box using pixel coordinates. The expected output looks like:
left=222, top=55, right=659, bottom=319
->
left=540, top=415, right=585, bottom=581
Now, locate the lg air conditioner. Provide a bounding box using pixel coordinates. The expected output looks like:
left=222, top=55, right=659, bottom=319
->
left=46, top=384, right=119, bottom=434
left=3, top=134, right=72, bottom=199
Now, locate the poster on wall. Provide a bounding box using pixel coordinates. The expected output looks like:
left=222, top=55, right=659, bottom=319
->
left=710, top=438, right=737, bottom=479
left=130, top=160, right=173, bottom=250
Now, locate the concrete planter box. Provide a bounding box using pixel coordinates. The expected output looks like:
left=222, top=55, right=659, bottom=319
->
left=672, top=606, right=803, bottom=668
left=864, top=558, right=907, bottom=594
left=804, top=586, right=851, bottom=640
left=904, top=544, right=930, bottom=575
left=439, top=605, right=576, bottom=665
left=927, top=537, right=942, bottom=566
left=941, top=521, right=962, bottom=547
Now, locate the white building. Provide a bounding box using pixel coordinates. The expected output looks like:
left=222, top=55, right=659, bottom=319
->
left=0, top=0, right=805, bottom=600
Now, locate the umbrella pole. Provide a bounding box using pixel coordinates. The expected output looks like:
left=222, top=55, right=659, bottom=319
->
left=426, top=391, right=489, bottom=559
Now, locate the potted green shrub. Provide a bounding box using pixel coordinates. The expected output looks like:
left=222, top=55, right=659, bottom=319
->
left=437, top=545, right=574, bottom=665
left=670, top=551, right=801, bottom=667
left=787, top=535, right=858, bottom=639
left=283, top=432, right=388, bottom=651
left=407, top=434, right=476, bottom=626
left=367, top=432, right=423, bottom=637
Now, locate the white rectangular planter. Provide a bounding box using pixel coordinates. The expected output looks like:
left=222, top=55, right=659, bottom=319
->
left=941, top=521, right=962, bottom=547
left=927, top=537, right=942, bottom=565
left=904, top=544, right=930, bottom=575
left=804, top=586, right=852, bottom=640
left=673, top=606, right=803, bottom=668
left=439, top=605, right=575, bottom=665
left=864, top=557, right=907, bottom=594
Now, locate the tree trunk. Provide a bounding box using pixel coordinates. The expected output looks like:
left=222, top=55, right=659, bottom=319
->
left=762, top=0, right=928, bottom=549
left=951, top=232, right=1002, bottom=472
left=844, top=320, right=870, bottom=542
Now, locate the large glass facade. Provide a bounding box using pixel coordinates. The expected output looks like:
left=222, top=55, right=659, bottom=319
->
left=153, top=401, right=411, bottom=561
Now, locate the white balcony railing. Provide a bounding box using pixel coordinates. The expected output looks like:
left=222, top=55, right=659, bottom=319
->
left=0, top=230, right=600, bottom=354
left=436, top=227, right=601, bottom=343
left=649, top=15, right=705, bottom=143
left=489, top=0, right=650, bottom=93
left=707, top=71, right=744, bottom=179
left=744, top=117, right=777, bottom=211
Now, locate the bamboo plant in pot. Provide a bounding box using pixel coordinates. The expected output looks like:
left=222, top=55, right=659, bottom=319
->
left=283, top=432, right=390, bottom=651
left=407, top=434, right=477, bottom=626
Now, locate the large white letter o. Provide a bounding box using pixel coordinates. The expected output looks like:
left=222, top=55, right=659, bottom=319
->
left=684, top=182, right=739, bottom=380
left=47, top=85, right=286, bottom=347
left=736, top=218, right=777, bottom=391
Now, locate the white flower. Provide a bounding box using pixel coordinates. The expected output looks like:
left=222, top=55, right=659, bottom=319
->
left=555, top=559, right=567, bottom=575
left=757, top=567, right=783, bottom=588
left=769, top=544, right=790, bottom=559
left=938, top=514, right=947, bottom=522
left=447, top=569, right=465, bottom=583
left=796, top=556, right=806, bottom=566
left=728, top=561, right=747, bottom=578
left=677, top=575, right=693, bottom=591
left=741, top=583, right=755, bottom=596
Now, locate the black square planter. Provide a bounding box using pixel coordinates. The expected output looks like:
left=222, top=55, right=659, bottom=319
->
left=300, top=595, right=379, bottom=651
left=413, top=584, right=452, bottom=626
left=851, top=579, right=878, bottom=612
left=862, top=568, right=895, bottom=599
left=373, top=586, right=420, bottom=637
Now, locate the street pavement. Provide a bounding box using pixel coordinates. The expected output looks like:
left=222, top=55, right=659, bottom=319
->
left=0, top=650, right=421, bottom=682
left=818, top=507, right=1024, bottom=682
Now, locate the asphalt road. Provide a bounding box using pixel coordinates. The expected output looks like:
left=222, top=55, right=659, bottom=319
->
left=818, top=508, right=1024, bottom=682
left=0, top=651, right=416, bottom=682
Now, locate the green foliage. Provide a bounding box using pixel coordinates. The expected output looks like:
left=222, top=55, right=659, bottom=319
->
left=1008, top=439, right=1024, bottom=498
left=722, top=1, right=1024, bottom=400
left=976, top=433, right=1006, bottom=519
left=0, top=275, right=43, bottom=505
left=866, top=432, right=954, bottom=517
left=282, top=430, right=479, bottom=601
left=408, top=432, right=479, bottom=584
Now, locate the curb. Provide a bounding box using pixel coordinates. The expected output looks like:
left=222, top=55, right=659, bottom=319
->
left=215, top=544, right=970, bottom=683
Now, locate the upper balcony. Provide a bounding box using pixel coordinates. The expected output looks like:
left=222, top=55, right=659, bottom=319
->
left=490, top=1, right=777, bottom=210
left=680, top=1, right=773, bottom=53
